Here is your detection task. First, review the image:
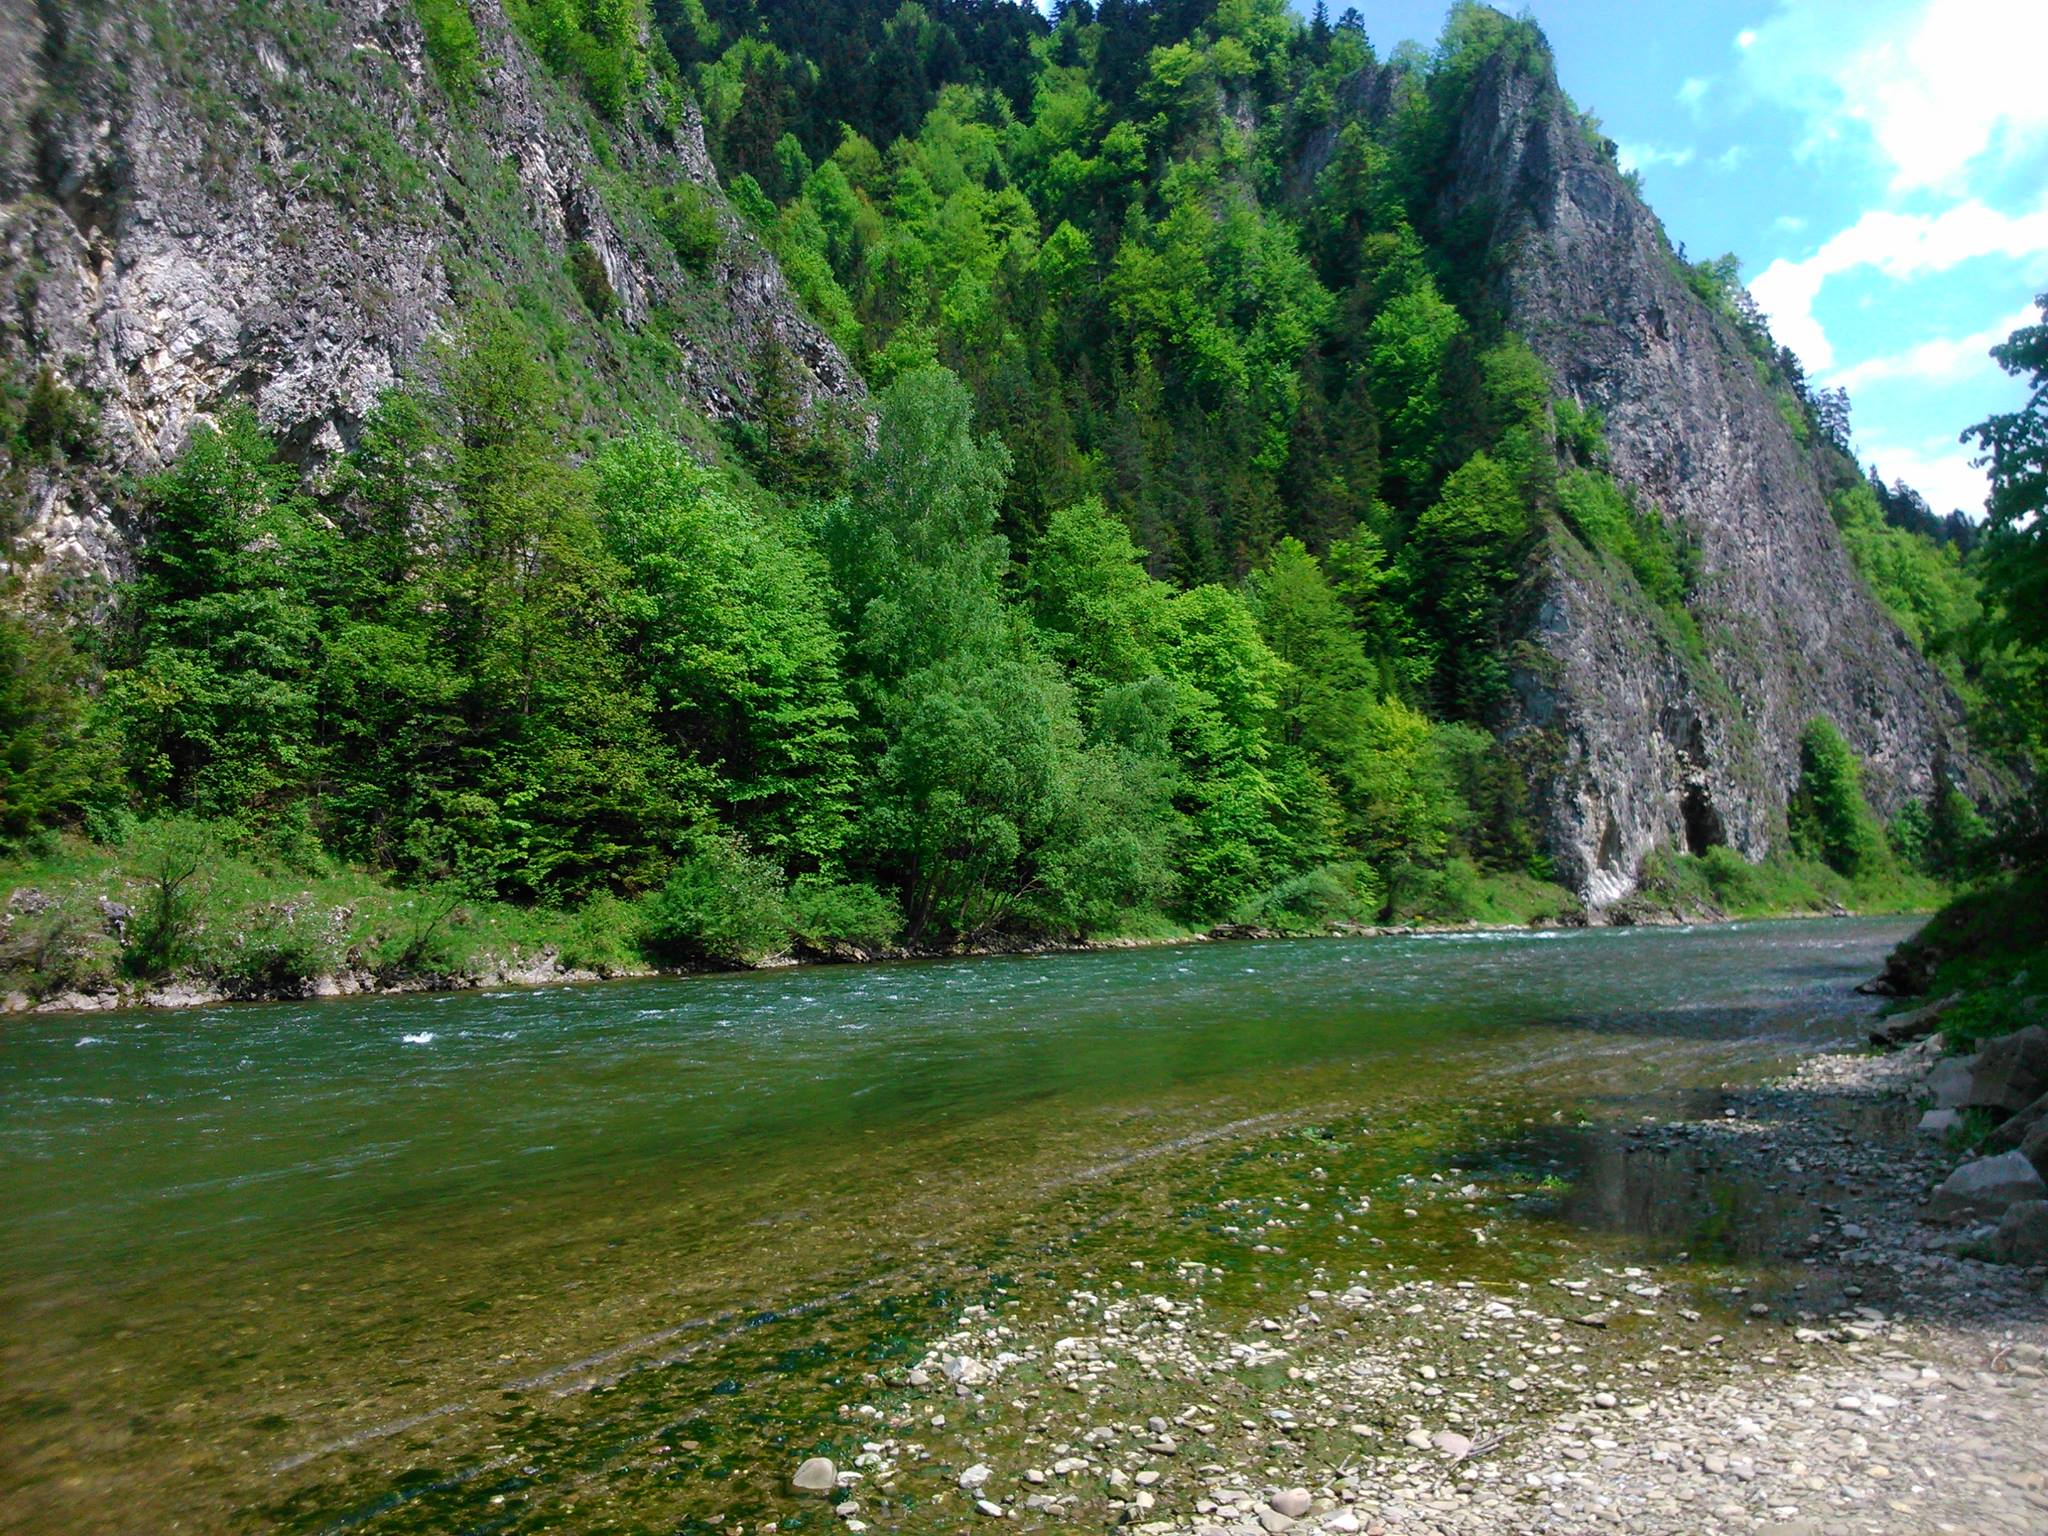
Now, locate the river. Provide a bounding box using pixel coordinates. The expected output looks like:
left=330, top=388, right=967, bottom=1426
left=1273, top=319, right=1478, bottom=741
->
left=0, top=917, right=1918, bottom=1533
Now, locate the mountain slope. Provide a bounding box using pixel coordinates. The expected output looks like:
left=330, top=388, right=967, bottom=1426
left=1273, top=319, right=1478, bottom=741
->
left=1416, top=44, right=1990, bottom=901
left=0, top=0, right=2003, bottom=926
left=1, top=0, right=857, bottom=591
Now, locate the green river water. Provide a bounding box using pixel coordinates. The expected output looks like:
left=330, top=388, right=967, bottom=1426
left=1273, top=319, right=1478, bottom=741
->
left=0, top=917, right=1918, bottom=1534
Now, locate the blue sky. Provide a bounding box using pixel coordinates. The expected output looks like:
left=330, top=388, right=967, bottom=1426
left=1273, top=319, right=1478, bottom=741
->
left=1342, top=0, right=2048, bottom=516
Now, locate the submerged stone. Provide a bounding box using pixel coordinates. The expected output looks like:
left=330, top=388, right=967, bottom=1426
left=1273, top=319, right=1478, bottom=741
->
left=793, top=1456, right=838, bottom=1492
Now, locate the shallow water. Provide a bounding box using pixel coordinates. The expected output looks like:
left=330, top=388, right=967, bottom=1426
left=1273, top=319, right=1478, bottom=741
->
left=0, top=917, right=1915, bottom=1532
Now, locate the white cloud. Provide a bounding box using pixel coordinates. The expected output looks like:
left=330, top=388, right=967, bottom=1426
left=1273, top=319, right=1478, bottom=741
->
left=1857, top=439, right=1990, bottom=517
left=1747, top=199, right=2048, bottom=369
left=1616, top=142, right=1695, bottom=173
left=1677, top=76, right=1712, bottom=118
left=1708, top=145, right=1750, bottom=173
left=1741, top=0, right=2048, bottom=192
left=1736, top=28, right=1758, bottom=48
left=1772, top=214, right=1808, bottom=233
left=1827, top=304, right=2037, bottom=391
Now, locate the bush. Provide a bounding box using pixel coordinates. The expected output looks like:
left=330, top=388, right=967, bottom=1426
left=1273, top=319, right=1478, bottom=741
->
left=1787, top=719, right=1893, bottom=880
left=1236, top=862, right=1384, bottom=930
left=640, top=833, right=787, bottom=966
left=12, top=367, right=97, bottom=463
left=559, top=891, right=641, bottom=973
left=125, top=819, right=218, bottom=980
left=784, top=874, right=900, bottom=952
left=566, top=242, right=617, bottom=319
left=414, top=0, right=483, bottom=101
left=206, top=899, right=340, bottom=995
left=651, top=182, right=722, bottom=274
left=0, top=897, right=118, bottom=997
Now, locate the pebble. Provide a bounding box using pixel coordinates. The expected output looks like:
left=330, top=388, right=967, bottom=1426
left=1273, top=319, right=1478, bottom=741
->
left=792, top=1457, right=837, bottom=1492
left=851, top=1032, right=2048, bottom=1536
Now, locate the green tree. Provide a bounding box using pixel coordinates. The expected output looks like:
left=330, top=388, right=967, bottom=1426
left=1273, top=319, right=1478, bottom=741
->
left=1402, top=452, right=1530, bottom=713
left=595, top=431, right=855, bottom=864
left=0, top=608, right=113, bottom=842
left=109, top=409, right=325, bottom=822
left=1787, top=719, right=1892, bottom=880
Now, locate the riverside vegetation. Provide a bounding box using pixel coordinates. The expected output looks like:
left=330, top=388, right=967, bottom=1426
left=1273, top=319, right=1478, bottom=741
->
left=1, top=3, right=2044, bottom=1007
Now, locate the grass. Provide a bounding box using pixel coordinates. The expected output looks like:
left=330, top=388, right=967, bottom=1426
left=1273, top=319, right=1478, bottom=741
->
left=1635, top=844, right=1944, bottom=920
left=1385, top=856, right=1582, bottom=928
left=0, top=828, right=626, bottom=1003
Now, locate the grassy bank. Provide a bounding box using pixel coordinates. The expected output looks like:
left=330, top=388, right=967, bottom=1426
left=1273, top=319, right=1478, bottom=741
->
left=0, top=827, right=632, bottom=1007
left=1, top=820, right=1924, bottom=1014
left=1875, top=869, right=2048, bottom=1049
left=1630, top=843, right=1947, bottom=920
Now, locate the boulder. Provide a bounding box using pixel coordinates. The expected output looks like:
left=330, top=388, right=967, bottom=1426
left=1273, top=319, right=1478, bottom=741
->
left=1927, top=1055, right=1975, bottom=1110
left=1917, top=1108, right=1959, bottom=1137
left=1987, top=1089, right=2048, bottom=1151
left=1269, top=1489, right=1312, bottom=1518
left=1870, top=993, right=1958, bottom=1048
left=793, top=1457, right=838, bottom=1493
left=1993, top=1200, right=2048, bottom=1265
left=2023, top=1119, right=2048, bottom=1180
left=1967, top=1026, right=2048, bottom=1115
left=1928, top=1150, right=2048, bottom=1223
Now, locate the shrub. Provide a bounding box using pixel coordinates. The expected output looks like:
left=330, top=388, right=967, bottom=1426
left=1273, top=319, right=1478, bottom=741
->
left=124, top=819, right=218, bottom=980
left=651, top=182, right=722, bottom=274
left=566, top=242, right=617, bottom=319
left=784, top=875, right=901, bottom=952
left=206, top=899, right=340, bottom=995
left=0, top=897, right=118, bottom=997
left=414, top=0, right=483, bottom=101
left=1236, top=862, right=1383, bottom=930
left=640, top=833, right=787, bottom=966
left=559, top=892, right=640, bottom=973
left=13, top=367, right=96, bottom=463
left=1787, top=719, right=1893, bottom=880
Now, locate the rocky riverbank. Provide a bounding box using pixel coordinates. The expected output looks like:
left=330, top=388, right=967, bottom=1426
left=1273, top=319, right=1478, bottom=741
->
left=784, top=1033, right=2048, bottom=1536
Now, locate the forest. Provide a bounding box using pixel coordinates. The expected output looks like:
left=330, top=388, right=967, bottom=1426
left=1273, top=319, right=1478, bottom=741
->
left=0, top=0, right=2042, bottom=998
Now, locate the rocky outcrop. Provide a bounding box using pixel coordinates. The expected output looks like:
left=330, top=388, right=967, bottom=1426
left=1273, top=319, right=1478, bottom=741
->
left=1435, top=51, right=1989, bottom=903
left=0, top=0, right=858, bottom=594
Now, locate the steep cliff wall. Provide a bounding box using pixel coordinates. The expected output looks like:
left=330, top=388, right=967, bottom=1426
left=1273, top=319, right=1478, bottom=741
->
left=0, top=0, right=857, bottom=591
left=1434, top=51, right=1987, bottom=904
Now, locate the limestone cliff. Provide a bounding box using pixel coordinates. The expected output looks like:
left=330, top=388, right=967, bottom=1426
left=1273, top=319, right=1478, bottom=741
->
left=1431, top=49, right=1989, bottom=904
left=0, top=0, right=858, bottom=591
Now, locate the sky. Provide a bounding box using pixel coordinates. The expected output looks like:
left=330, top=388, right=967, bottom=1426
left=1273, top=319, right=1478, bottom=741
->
left=1332, top=0, right=2048, bottom=517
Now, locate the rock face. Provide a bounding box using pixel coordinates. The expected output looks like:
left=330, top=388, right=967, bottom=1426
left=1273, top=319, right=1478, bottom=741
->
left=1426, top=52, right=1989, bottom=903
left=0, top=0, right=859, bottom=594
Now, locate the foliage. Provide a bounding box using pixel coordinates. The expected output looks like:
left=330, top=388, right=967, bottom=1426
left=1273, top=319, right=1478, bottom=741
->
left=640, top=830, right=789, bottom=965
left=784, top=874, right=901, bottom=951
left=650, top=180, right=723, bottom=273
left=7, top=367, right=97, bottom=465
left=1828, top=482, right=1980, bottom=683
left=0, top=608, right=114, bottom=844
left=1787, top=719, right=1894, bottom=882
left=509, top=0, right=662, bottom=119
left=566, top=241, right=617, bottom=318
left=414, top=0, right=483, bottom=102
